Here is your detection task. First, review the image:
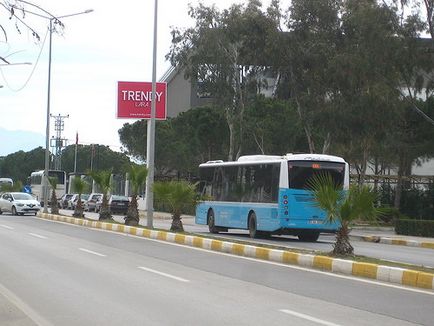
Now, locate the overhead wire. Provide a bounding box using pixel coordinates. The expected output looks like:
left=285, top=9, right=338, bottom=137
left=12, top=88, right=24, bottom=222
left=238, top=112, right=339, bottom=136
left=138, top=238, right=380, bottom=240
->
left=0, top=24, right=48, bottom=92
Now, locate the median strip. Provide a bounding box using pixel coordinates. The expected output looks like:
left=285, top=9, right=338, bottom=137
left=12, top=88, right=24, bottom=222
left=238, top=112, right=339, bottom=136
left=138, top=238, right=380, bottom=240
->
left=38, top=213, right=434, bottom=291
left=358, top=235, right=434, bottom=250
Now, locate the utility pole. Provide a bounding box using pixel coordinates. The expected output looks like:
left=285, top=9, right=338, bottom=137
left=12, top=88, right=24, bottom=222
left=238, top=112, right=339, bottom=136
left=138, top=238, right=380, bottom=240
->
left=50, top=113, right=69, bottom=170
left=145, top=0, right=158, bottom=228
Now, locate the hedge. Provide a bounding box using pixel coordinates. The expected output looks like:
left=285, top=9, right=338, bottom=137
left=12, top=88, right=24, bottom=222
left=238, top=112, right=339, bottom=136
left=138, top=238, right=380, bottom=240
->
left=395, top=219, right=434, bottom=237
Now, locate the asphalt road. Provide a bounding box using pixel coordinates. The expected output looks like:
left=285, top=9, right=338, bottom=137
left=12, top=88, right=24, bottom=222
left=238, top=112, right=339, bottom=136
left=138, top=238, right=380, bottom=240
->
left=0, top=214, right=433, bottom=325
left=60, top=209, right=434, bottom=268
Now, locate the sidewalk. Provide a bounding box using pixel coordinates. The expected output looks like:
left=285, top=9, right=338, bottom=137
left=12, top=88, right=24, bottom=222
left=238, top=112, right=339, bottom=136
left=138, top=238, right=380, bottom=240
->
left=349, top=226, right=434, bottom=249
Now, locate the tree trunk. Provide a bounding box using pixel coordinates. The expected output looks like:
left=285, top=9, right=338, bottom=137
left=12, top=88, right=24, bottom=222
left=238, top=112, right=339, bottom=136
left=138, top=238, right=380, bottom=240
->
left=99, top=193, right=112, bottom=220
left=170, top=213, right=184, bottom=232
left=394, top=155, right=405, bottom=209
left=322, top=132, right=331, bottom=154
left=358, top=147, right=369, bottom=186
left=332, top=224, right=354, bottom=256
left=50, top=190, right=59, bottom=215
left=73, top=194, right=84, bottom=218
left=235, top=66, right=245, bottom=160
left=125, top=194, right=139, bottom=226
left=290, top=63, right=316, bottom=154
left=295, top=98, right=315, bottom=153
left=226, top=109, right=236, bottom=161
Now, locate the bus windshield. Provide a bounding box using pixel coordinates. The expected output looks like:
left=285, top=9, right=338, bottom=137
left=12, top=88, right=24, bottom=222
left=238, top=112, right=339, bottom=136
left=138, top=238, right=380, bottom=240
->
left=288, top=161, right=345, bottom=190
left=48, top=171, right=66, bottom=185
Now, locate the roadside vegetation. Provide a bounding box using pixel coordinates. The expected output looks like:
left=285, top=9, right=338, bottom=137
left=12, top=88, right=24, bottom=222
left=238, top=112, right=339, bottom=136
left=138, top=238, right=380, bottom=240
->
left=153, top=181, right=199, bottom=232
left=125, top=165, right=148, bottom=226
left=89, top=170, right=112, bottom=221
left=309, top=173, right=384, bottom=255
left=48, top=177, right=59, bottom=215
left=71, top=176, right=89, bottom=218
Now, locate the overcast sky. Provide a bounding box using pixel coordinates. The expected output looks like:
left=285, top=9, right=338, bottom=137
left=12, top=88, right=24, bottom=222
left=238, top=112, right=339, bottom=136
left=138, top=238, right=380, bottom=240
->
left=1, top=0, right=273, bottom=155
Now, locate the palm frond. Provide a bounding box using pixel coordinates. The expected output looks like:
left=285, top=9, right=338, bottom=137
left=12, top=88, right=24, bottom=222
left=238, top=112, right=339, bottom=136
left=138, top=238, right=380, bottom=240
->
left=308, top=172, right=343, bottom=223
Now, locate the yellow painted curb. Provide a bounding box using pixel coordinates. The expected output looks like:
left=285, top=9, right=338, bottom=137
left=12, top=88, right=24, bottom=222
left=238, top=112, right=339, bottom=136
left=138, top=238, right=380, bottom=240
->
left=421, top=242, right=434, bottom=249
left=313, top=255, right=333, bottom=271
left=352, top=262, right=378, bottom=279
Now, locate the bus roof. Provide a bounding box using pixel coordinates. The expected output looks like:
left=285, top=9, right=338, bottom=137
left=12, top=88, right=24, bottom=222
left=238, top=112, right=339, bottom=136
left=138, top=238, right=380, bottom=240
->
left=200, top=153, right=346, bottom=167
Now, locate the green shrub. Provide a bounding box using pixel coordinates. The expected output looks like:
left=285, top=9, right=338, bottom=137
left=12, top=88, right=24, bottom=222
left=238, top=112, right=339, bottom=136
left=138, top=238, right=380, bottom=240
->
left=395, top=219, right=434, bottom=237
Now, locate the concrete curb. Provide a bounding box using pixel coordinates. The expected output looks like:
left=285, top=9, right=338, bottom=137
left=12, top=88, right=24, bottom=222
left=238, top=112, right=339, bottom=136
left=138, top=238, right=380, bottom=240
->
left=352, top=234, right=434, bottom=250
left=38, top=213, right=434, bottom=291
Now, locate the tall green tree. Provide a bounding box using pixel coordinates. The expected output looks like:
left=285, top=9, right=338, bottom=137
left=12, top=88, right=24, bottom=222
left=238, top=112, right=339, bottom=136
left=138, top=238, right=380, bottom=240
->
left=61, top=144, right=130, bottom=176
left=119, top=107, right=228, bottom=177
left=278, top=0, right=342, bottom=154
left=167, top=0, right=280, bottom=161
left=125, top=165, right=148, bottom=226
left=0, top=147, right=45, bottom=184
left=243, top=96, right=307, bottom=154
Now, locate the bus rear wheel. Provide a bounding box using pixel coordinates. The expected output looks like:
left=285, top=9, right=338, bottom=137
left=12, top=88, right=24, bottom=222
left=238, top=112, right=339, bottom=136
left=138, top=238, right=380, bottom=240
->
left=248, top=213, right=258, bottom=238
left=298, top=231, right=320, bottom=242
left=208, top=210, right=219, bottom=234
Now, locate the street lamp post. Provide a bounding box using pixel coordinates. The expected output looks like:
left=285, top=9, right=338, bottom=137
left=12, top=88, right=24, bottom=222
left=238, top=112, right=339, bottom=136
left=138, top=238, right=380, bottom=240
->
left=42, top=10, right=93, bottom=213
left=145, top=0, right=158, bottom=228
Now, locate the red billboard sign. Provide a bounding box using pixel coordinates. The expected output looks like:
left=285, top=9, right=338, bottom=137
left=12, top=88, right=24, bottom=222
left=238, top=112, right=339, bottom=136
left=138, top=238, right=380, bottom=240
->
left=117, top=81, right=167, bottom=119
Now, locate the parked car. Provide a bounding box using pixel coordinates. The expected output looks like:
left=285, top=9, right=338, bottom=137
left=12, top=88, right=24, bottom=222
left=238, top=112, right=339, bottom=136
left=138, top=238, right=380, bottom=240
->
left=109, top=195, right=130, bottom=215
left=58, top=193, right=73, bottom=209
left=67, top=194, right=78, bottom=210
left=96, top=195, right=130, bottom=215
left=0, top=192, right=41, bottom=216
left=73, top=194, right=89, bottom=210
left=85, top=193, right=103, bottom=212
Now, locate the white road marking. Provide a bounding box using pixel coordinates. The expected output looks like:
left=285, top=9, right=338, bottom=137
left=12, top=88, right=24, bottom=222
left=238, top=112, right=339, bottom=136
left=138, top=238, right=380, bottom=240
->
left=28, top=233, right=47, bottom=239
left=0, top=224, right=14, bottom=230
left=0, top=281, right=53, bottom=326
left=79, top=248, right=106, bottom=257
left=137, top=237, right=434, bottom=296
left=280, top=309, right=342, bottom=326
left=138, top=266, right=190, bottom=283
left=38, top=216, right=434, bottom=295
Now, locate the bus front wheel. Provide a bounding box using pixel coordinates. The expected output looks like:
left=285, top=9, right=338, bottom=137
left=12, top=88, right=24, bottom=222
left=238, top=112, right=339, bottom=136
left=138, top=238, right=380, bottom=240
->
left=208, top=210, right=219, bottom=234
left=248, top=213, right=258, bottom=238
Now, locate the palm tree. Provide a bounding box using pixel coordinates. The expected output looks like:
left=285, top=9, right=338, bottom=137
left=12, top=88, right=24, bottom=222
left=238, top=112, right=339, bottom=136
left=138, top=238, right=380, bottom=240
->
left=72, top=176, right=88, bottom=218
left=309, top=173, right=381, bottom=256
left=153, top=180, right=198, bottom=232
left=89, top=170, right=112, bottom=220
left=48, top=177, right=59, bottom=215
left=125, top=165, right=148, bottom=226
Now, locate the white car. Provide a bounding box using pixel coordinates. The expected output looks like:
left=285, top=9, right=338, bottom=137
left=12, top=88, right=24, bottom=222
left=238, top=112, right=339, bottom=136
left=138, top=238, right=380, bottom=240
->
left=0, top=192, right=41, bottom=216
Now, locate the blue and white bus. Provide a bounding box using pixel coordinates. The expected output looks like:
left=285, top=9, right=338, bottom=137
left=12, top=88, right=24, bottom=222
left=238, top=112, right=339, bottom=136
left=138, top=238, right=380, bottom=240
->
left=30, top=170, right=67, bottom=205
left=195, top=153, right=349, bottom=241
